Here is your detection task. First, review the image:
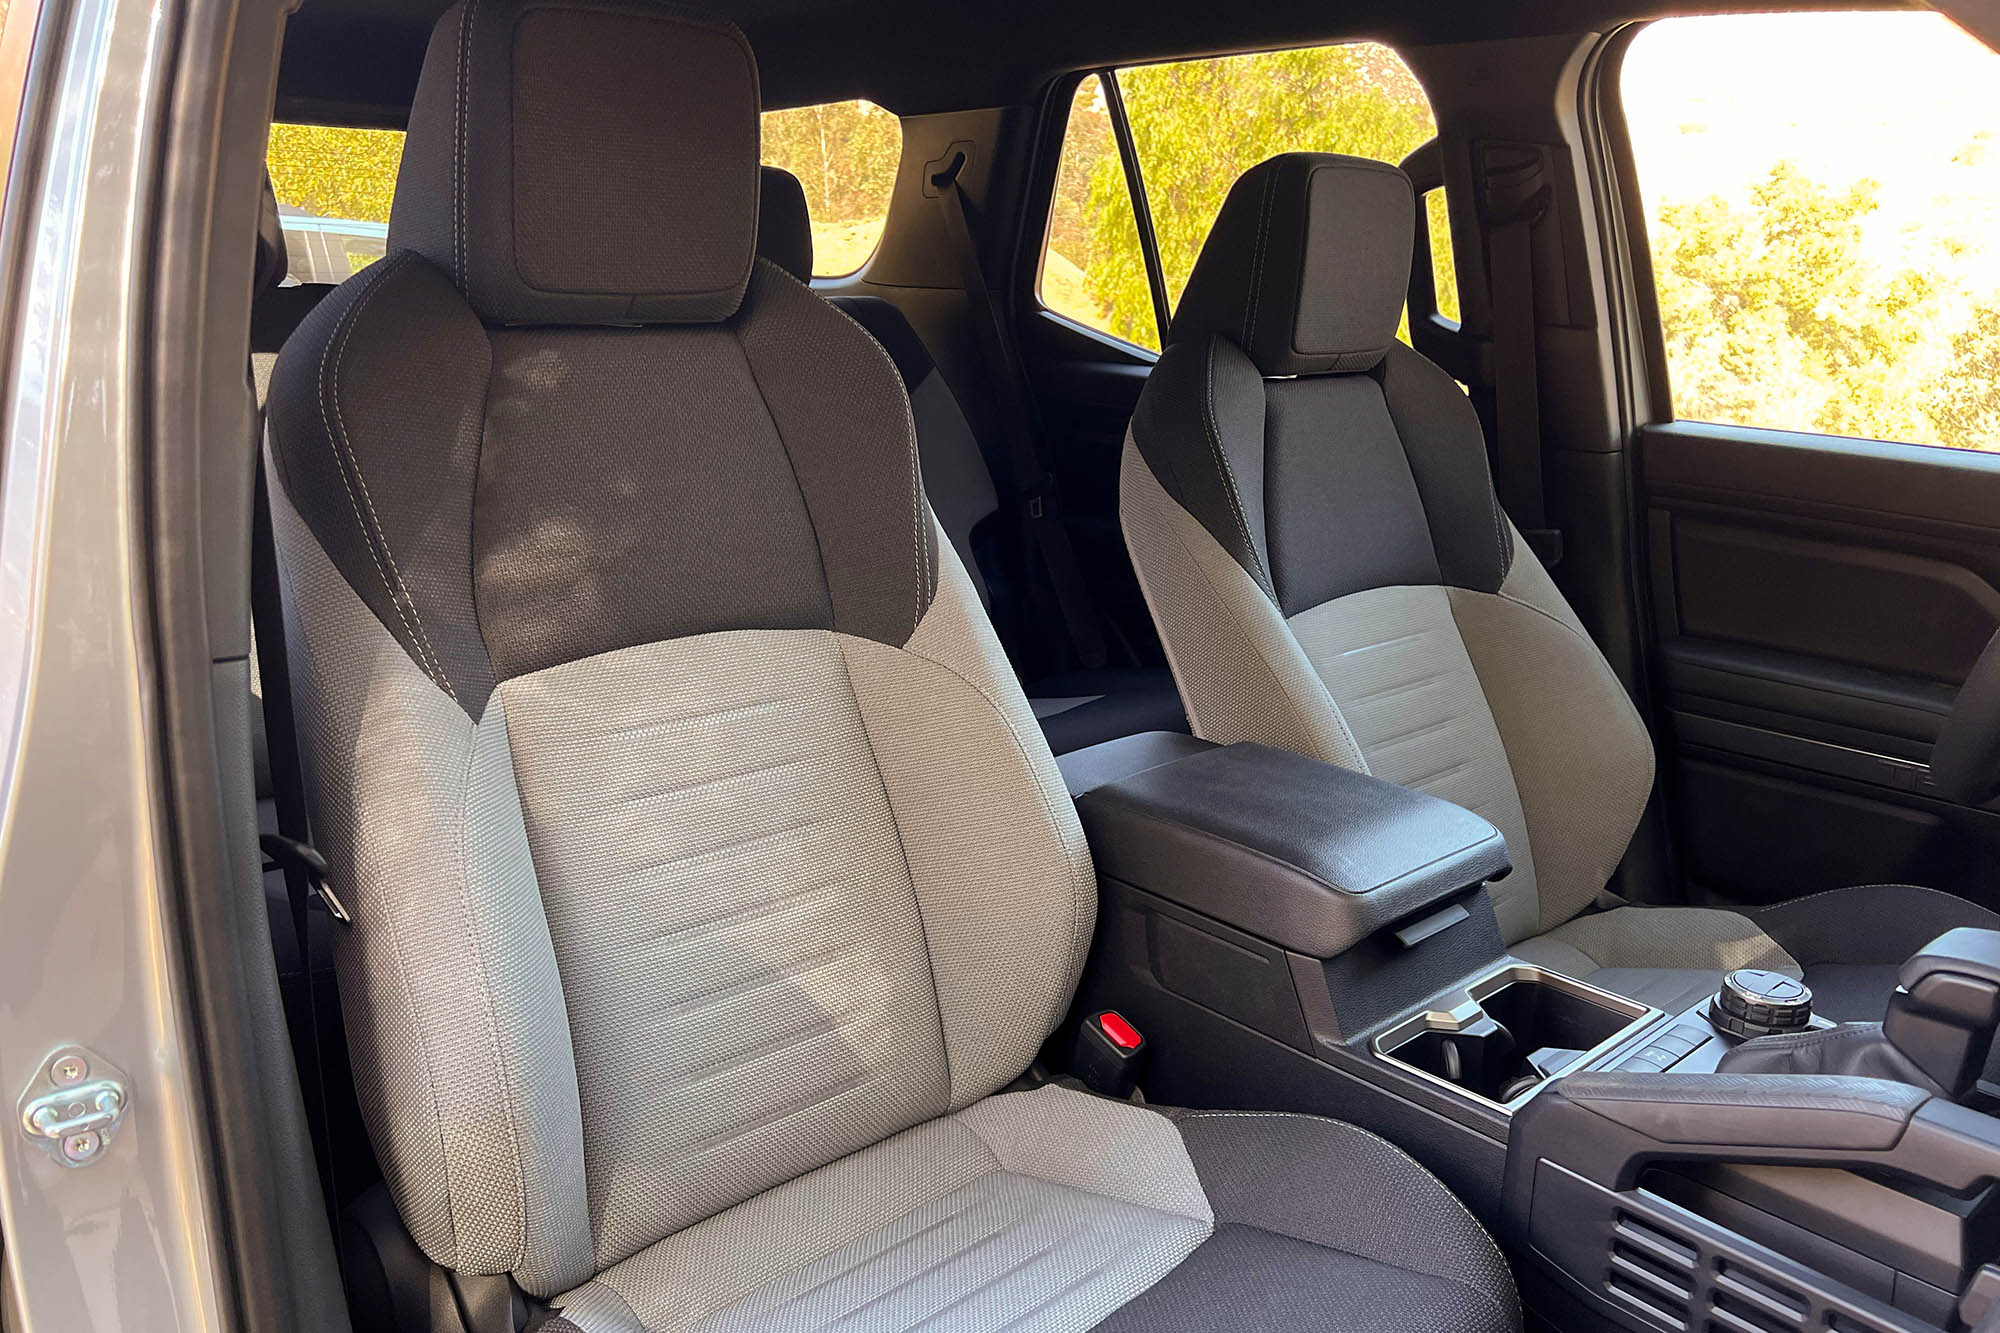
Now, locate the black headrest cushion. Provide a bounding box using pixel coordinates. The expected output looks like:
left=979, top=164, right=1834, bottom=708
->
left=757, top=166, right=813, bottom=282
left=1168, top=153, right=1414, bottom=377
left=389, top=0, right=761, bottom=325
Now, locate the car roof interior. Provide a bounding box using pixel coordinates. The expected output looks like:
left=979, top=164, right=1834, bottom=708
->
left=277, top=0, right=1895, bottom=121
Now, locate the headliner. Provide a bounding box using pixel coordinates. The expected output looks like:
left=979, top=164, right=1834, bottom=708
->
left=276, top=0, right=1918, bottom=125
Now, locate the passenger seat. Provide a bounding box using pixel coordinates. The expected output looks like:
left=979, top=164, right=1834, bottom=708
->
left=1117, top=152, right=2000, bottom=1018
left=262, top=12, right=1520, bottom=1328
left=758, top=166, right=1188, bottom=754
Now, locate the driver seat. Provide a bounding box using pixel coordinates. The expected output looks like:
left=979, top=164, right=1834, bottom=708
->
left=1118, top=152, right=2000, bottom=1019
left=263, top=11, right=1520, bottom=1330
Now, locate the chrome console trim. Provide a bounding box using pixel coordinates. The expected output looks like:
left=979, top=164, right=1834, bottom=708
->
left=1370, top=962, right=1658, bottom=1114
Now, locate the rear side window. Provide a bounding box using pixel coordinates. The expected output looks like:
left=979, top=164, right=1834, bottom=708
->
left=1038, top=43, right=1452, bottom=355
left=266, top=124, right=402, bottom=284
left=760, top=99, right=902, bottom=278
left=1040, top=74, right=1158, bottom=351
left=1622, top=12, right=2000, bottom=452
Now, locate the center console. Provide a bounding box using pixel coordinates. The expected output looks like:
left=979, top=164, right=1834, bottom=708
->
left=1061, top=732, right=2000, bottom=1333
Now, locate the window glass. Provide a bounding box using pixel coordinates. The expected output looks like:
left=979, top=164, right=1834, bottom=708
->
left=760, top=99, right=902, bottom=278
left=1117, top=44, right=1441, bottom=322
left=1423, top=188, right=1460, bottom=326
left=1039, top=75, right=1158, bottom=351
left=1623, top=13, right=2000, bottom=452
left=265, top=124, right=403, bottom=284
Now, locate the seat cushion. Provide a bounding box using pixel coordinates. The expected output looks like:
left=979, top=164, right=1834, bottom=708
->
left=543, top=1086, right=1518, bottom=1333
left=1510, top=905, right=1801, bottom=1015
left=1029, top=667, right=1190, bottom=755
left=1754, top=884, right=2000, bottom=1021
left=1103, top=1110, right=1519, bottom=1333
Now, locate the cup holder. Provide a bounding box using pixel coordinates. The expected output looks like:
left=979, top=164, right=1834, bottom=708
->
left=1372, top=964, right=1655, bottom=1109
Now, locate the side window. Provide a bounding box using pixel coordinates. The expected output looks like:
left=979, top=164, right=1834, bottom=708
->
left=1039, top=75, right=1158, bottom=351
left=1038, top=45, right=1448, bottom=354
left=265, top=124, right=403, bottom=284
left=1422, top=188, right=1460, bottom=325
left=759, top=100, right=901, bottom=278
left=1119, top=44, right=1442, bottom=320
left=1622, top=13, right=2000, bottom=452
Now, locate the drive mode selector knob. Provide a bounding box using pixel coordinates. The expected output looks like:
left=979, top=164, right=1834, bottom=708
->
left=1710, top=968, right=1814, bottom=1039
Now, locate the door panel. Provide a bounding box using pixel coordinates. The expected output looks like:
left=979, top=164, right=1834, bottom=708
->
left=1639, top=421, right=2000, bottom=908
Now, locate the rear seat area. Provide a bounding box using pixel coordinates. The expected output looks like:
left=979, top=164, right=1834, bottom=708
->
left=755, top=165, right=1186, bottom=751
left=254, top=168, right=1186, bottom=756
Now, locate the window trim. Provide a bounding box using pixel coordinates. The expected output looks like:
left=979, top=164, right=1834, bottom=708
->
left=1030, top=67, right=1162, bottom=357
left=1101, top=70, right=1171, bottom=344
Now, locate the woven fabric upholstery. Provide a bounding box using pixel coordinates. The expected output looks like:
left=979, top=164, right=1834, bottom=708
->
left=1120, top=150, right=1659, bottom=949
left=1288, top=584, right=1542, bottom=944
left=1512, top=906, right=1801, bottom=1015
left=271, top=477, right=594, bottom=1293
left=268, top=7, right=1522, bottom=1325
left=1120, top=439, right=1364, bottom=769
left=391, top=0, right=759, bottom=324
left=538, top=1089, right=1522, bottom=1333
left=499, top=630, right=950, bottom=1267
left=843, top=537, right=1098, bottom=1110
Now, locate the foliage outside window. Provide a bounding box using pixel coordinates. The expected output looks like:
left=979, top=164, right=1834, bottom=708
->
left=266, top=124, right=403, bottom=283
left=760, top=99, right=901, bottom=277
left=1623, top=13, right=2000, bottom=452
left=1041, top=75, right=1158, bottom=350
left=1423, top=188, right=1460, bottom=326
left=1039, top=44, right=1456, bottom=355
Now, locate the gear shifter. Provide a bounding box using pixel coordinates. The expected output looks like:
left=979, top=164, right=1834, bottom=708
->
left=1717, top=927, right=2000, bottom=1100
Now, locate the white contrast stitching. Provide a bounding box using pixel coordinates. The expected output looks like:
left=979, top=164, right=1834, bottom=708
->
left=1198, top=340, right=1269, bottom=598
left=319, top=254, right=460, bottom=705
left=1242, top=168, right=1278, bottom=354
left=452, top=0, right=472, bottom=288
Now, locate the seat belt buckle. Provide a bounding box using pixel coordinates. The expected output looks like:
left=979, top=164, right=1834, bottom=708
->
left=1072, top=1010, right=1148, bottom=1099
left=261, top=833, right=354, bottom=926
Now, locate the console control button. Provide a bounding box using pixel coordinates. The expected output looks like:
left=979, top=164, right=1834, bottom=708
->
left=1711, top=968, right=1814, bottom=1039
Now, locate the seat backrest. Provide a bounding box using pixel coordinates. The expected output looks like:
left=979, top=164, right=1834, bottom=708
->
left=757, top=166, right=1003, bottom=605
left=265, top=0, right=1094, bottom=1298
left=1119, top=152, right=1654, bottom=947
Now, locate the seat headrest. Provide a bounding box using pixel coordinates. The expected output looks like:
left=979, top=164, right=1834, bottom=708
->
left=388, top=0, right=761, bottom=325
left=757, top=166, right=813, bottom=282
left=255, top=174, right=288, bottom=295
left=1167, top=153, right=1414, bottom=377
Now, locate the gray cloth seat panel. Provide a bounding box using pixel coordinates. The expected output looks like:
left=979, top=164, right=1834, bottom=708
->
left=1117, top=150, right=1982, bottom=1017
left=264, top=9, right=1516, bottom=1330
left=756, top=167, right=1188, bottom=754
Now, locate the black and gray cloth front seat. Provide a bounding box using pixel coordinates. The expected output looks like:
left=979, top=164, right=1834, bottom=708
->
left=1119, top=151, right=2000, bottom=1020
left=264, top=8, right=1518, bottom=1331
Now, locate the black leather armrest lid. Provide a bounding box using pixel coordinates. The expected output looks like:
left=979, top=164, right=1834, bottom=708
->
left=1075, top=741, right=1511, bottom=958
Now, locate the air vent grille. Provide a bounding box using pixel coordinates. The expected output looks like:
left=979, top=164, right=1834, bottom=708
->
left=1600, top=1209, right=1904, bottom=1333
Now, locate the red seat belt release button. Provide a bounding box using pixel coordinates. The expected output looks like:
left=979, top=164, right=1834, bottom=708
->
left=1074, top=1009, right=1148, bottom=1098
left=1098, top=1012, right=1143, bottom=1051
